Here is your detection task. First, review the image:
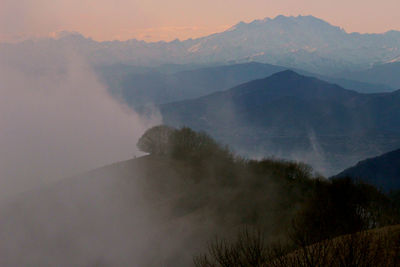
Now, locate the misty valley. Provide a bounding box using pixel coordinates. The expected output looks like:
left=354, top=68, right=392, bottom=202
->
left=1, top=13, right=400, bottom=267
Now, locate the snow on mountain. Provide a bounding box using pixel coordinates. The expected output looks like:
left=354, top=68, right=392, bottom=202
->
left=2, top=15, right=400, bottom=74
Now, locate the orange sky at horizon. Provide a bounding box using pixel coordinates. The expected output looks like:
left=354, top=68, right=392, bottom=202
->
left=1, top=0, right=400, bottom=42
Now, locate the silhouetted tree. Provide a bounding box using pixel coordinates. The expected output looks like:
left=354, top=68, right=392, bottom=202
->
left=136, top=125, right=175, bottom=155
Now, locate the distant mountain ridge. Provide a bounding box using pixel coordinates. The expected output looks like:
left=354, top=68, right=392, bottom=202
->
left=101, top=62, right=392, bottom=107
left=334, top=149, right=400, bottom=191
left=160, top=71, right=400, bottom=175
left=2, top=15, right=400, bottom=74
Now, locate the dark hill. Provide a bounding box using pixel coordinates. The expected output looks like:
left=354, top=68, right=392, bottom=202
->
left=334, top=148, right=400, bottom=191
left=161, top=71, right=400, bottom=175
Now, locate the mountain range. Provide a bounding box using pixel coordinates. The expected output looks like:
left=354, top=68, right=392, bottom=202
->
left=160, top=70, right=400, bottom=175
left=2, top=15, right=400, bottom=75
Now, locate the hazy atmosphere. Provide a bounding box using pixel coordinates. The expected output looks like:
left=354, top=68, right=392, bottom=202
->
left=1, top=0, right=400, bottom=266
left=0, top=48, right=160, bottom=200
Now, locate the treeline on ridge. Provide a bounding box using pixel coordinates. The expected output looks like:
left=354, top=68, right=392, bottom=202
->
left=136, top=125, right=400, bottom=266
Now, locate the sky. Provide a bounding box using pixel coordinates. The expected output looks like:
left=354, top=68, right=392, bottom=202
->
left=1, top=0, right=400, bottom=42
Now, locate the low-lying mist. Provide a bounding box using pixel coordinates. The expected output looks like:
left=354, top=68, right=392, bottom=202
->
left=0, top=46, right=173, bottom=266
left=0, top=47, right=160, bottom=201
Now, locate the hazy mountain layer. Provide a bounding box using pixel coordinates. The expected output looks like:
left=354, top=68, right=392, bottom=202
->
left=161, top=71, right=400, bottom=175
left=101, top=62, right=392, bottom=107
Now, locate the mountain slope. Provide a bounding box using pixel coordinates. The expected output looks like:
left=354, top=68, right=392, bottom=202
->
left=1, top=127, right=397, bottom=266
left=0, top=151, right=317, bottom=266
left=161, top=71, right=400, bottom=175
left=334, top=149, right=400, bottom=191
left=0, top=156, right=209, bottom=266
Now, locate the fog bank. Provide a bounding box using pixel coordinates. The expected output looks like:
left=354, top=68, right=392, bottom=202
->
left=0, top=48, right=160, bottom=201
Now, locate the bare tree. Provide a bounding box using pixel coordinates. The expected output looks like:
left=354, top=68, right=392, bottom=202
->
left=194, top=227, right=400, bottom=267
